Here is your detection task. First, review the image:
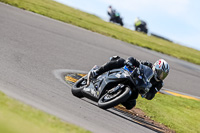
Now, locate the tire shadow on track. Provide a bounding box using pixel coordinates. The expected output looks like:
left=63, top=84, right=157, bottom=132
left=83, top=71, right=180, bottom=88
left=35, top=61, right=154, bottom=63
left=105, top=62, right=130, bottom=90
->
left=53, top=69, right=174, bottom=133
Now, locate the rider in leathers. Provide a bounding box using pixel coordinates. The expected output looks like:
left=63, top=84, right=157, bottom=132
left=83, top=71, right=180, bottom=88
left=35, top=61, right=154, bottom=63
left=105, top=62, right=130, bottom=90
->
left=88, top=56, right=170, bottom=110
left=107, top=5, right=115, bottom=22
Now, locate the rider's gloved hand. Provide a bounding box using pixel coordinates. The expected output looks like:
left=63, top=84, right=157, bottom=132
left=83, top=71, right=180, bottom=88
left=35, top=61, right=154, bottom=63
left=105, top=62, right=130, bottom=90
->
left=125, top=60, right=134, bottom=69
left=125, top=57, right=140, bottom=68
left=142, top=61, right=153, bottom=68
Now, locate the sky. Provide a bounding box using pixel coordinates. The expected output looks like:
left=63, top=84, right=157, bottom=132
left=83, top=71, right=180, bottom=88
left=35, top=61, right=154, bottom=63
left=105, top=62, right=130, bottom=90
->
left=54, top=0, right=200, bottom=51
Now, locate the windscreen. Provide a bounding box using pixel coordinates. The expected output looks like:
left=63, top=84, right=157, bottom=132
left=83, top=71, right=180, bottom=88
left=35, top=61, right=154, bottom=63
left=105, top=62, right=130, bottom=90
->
left=140, top=64, right=154, bottom=82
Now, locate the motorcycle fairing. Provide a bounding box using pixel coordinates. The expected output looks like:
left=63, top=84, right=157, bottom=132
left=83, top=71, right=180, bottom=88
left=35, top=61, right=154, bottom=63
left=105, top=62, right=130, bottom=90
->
left=82, top=68, right=128, bottom=100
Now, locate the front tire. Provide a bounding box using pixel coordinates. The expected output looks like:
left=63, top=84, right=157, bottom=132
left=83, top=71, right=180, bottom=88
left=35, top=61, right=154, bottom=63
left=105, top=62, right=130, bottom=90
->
left=71, top=76, right=87, bottom=98
left=98, top=87, right=131, bottom=109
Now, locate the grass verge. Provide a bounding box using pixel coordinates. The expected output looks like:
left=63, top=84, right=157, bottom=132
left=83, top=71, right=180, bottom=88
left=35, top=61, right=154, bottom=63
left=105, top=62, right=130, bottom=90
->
left=137, top=93, right=200, bottom=133
left=0, top=91, right=90, bottom=133
left=0, top=0, right=200, bottom=65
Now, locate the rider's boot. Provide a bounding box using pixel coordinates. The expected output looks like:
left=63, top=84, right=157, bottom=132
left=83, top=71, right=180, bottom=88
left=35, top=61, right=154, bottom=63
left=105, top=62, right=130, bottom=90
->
left=87, top=66, right=99, bottom=86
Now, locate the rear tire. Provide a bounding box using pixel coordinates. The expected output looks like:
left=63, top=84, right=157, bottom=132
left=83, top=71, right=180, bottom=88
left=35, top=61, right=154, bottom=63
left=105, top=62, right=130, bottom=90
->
left=120, top=19, right=123, bottom=26
left=98, top=87, right=131, bottom=109
left=71, top=76, right=87, bottom=98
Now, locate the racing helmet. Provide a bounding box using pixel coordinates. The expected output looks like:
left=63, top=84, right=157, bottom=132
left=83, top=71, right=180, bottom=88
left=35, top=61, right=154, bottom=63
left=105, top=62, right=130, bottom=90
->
left=152, top=59, right=170, bottom=81
left=134, top=17, right=139, bottom=23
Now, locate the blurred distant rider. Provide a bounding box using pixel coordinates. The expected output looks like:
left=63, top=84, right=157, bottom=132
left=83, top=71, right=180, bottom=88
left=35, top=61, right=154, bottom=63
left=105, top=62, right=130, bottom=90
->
left=134, top=17, right=148, bottom=33
left=107, top=5, right=115, bottom=22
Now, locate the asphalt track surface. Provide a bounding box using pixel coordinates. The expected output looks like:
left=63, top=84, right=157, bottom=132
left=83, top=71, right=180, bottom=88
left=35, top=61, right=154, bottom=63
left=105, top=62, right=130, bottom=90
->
left=0, top=2, right=200, bottom=133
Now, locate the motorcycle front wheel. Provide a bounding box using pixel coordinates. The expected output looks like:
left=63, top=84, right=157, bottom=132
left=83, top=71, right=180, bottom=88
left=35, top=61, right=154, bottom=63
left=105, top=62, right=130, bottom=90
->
left=71, top=76, right=87, bottom=98
left=98, top=86, right=131, bottom=109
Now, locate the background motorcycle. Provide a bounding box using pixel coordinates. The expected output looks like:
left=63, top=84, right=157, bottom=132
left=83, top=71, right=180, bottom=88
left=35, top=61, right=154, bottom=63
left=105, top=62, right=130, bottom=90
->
left=71, top=64, right=153, bottom=109
left=110, top=12, right=124, bottom=26
left=135, top=21, right=148, bottom=34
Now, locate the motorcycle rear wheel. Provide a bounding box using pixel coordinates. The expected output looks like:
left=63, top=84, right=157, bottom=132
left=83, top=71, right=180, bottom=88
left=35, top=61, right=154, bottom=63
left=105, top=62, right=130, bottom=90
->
left=98, top=87, right=131, bottom=109
left=71, top=76, right=87, bottom=98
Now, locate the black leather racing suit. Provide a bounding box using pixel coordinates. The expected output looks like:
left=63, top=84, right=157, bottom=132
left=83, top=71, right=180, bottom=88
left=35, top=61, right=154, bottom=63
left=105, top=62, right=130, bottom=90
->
left=95, top=56, right=163, bottom=110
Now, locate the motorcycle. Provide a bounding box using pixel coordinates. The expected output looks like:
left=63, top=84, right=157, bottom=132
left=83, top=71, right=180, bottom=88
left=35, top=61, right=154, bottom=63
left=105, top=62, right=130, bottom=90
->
left=110, top=12, right=124, bottom=26
left=71, top=64, right=153, bottom=109
left=135, top=21, right=148, bottom=34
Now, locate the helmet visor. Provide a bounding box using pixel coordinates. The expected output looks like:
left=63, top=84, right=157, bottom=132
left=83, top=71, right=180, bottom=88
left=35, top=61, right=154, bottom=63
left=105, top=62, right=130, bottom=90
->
left=156, top=69, right=169, bottom=80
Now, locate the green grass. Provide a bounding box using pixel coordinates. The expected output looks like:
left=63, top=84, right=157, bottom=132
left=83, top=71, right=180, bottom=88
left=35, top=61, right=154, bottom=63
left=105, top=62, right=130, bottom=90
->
left=0, top=91, right=90, bottom=133
left=1, top=0, right=200, bottom=65
left=136, top=93, right=200, bottom=133
left=1, top=90, right=199, bottom=133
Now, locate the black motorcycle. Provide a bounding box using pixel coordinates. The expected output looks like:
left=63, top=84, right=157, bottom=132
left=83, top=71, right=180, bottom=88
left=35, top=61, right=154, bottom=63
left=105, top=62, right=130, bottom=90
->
left=71, top=64, right=153, bottom=109
left=110, top=12, right=124, bottom=26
